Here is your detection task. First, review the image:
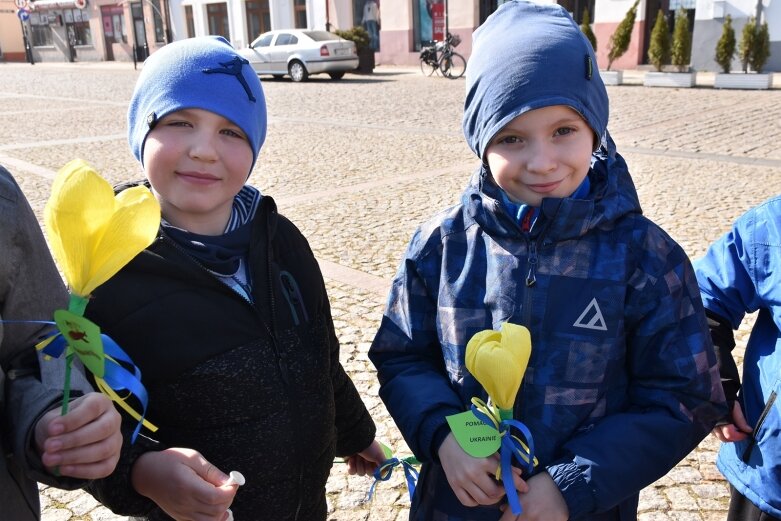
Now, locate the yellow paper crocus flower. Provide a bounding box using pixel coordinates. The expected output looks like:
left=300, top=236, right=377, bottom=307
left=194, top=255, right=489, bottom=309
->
left=45, top=159, right=160, bottom=297
left=466, top=322, right=532, bottom=419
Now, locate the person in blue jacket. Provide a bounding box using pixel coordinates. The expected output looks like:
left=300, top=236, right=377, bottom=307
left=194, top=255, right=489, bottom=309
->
left=368, top=2, right=727, bottom=520
left=695, top=196, right=781, bottom=520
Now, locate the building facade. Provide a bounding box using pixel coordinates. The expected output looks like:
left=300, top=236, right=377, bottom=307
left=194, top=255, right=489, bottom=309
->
left=1, top=0, right=778, bottom=71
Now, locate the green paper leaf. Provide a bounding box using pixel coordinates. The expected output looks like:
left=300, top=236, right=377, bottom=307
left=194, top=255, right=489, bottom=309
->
left=380, top=441, right=394, bottom=460
left=446, top=410, right=501, bottom=458
left=53, top=309, right=105, bottom=377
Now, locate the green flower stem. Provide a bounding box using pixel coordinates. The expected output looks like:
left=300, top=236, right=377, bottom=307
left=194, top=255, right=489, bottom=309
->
left=498, top=407, right=513, bottom=421
left=68, top=294, right=88, bottom=316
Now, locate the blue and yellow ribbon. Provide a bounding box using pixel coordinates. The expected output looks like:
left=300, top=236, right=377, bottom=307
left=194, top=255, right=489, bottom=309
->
left=470, top=397, right=537, bottom=516
left=367, top=455, right=420, bottom=503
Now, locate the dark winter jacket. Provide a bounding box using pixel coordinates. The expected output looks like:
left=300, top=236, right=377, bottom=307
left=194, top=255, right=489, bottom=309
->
left=85, top=192, right=376, bottom=520
left=0, top=166, right=90, bottom=521
left=369, top=139, right=727, bottom=520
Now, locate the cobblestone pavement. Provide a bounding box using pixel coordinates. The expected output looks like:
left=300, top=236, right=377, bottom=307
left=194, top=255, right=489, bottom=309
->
left=1, top=62, right=779, bottom=521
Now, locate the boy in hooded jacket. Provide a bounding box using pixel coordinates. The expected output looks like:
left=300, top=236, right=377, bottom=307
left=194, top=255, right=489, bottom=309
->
left=694, top=196, right=781, bottom=520
left=83, top=36, right=385, bottom=521
left=368, top=2, right=726, bottom=520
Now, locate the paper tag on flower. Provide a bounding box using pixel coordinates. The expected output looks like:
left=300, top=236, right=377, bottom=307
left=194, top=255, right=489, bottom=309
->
left=53, top=309, right=105, bottom=377
left=446, top=410, right=501, bottom=457
left=379, top=441, right=394, bottom=460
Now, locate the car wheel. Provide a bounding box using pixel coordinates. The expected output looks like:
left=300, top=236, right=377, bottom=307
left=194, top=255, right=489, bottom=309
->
left=328, top=72, right=345, bottom=80
left=288, top=60, right=308, bottom=82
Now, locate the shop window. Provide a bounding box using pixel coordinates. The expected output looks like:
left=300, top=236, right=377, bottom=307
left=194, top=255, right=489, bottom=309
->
left=29, top=12, right=53, bottom=47
left=150, top=0, right=165, bottom=42
left=293, top=0, right=306, bottom=28
left=246, top=0, right=270, bottom=40
left=65, top=8, right=92, bottom=45
left=184, top=5, right=195, bottom=37
left=413, top=0, right=444, bottom=49
left=101, top=5, right=127, bottom=43
left=207, top=2, right=229, bottom=38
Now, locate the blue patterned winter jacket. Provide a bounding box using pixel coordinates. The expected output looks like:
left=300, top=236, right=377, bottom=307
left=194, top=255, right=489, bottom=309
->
left=369, top=140, right=726, bottom=520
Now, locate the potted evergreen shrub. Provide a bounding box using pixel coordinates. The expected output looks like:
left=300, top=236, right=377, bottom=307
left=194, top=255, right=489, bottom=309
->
left=580, top=7, right=597, bottom=53
left=644, top=9, right=696, bottom=87
left=738, top=16, right=757, bottom=72
left=334, top=26, right=374, bottom=74
left=602, top=0, right=640, bottom=85
left=671, top=8, right=692, bottom=72
left=715, top=16, right=773, bottom=89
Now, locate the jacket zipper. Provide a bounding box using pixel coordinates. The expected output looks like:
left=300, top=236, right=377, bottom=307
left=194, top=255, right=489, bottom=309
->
left=741, top=390, right=777, bottom=463
left=525, top=241, right=538, bottom=287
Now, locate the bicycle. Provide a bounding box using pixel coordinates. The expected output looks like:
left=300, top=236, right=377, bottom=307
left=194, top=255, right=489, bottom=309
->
left=419, top=32, right=467, bottom=79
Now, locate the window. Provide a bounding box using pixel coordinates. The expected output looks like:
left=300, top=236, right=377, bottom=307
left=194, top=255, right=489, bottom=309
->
left=293, top=0, right=306, bottom=28
left=254, top=32, right=273, bottom=47
left=151, top=0, right=165, bottom=42
left=556, top=0, right=595, bottom=24
left=274, top=33, right=297, bottom=45
left=184, top=5, right=194, bottom=37
left=101, top=5, right=127, bottom=44
left=30, top=12, right=53, bottom=47
left=245, top=0, right=270, bottom=40
left=66, top=8, right=92, bottom=45
left=207, top=3, right=229, bottom=37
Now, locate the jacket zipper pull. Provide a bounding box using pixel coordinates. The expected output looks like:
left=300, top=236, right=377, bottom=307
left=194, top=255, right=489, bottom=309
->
left=276, top=344, right=290, bottom=385
left=526, top=242, right=538, bottom=287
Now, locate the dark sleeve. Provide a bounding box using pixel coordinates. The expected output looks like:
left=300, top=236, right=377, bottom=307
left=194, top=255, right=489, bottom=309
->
left=705, top=309, right=740, bottom=405
left=0, top=167, right=91, bottom=490
left=322, top=278, right=376, bottom=457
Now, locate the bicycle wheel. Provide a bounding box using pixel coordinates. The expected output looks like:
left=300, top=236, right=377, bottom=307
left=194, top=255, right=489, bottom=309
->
left=420, top=57, right=438, bottom=76
left=440, top=52, right=466, bottom=79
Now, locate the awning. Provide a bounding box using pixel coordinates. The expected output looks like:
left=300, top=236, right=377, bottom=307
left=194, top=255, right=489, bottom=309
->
left=29, top=0, right=78, bottom=9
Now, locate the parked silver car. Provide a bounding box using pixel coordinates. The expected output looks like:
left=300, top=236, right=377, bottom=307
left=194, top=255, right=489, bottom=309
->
left=239, top=30, right=359, bottom=82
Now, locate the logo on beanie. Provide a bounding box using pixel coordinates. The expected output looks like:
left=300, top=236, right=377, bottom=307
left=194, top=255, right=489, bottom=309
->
left=203, top=56, right=256, bottom=102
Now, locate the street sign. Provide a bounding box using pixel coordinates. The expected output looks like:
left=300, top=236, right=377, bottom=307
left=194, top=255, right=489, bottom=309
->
left=16, top=7, right=30, bottom=20
left=74, top=0, right=86, bottom=8
left=14, top=0, right=28, bottom=9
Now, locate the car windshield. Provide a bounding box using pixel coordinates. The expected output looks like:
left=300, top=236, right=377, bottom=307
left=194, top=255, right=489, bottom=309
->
left=304, top=30, right=340, bottom=42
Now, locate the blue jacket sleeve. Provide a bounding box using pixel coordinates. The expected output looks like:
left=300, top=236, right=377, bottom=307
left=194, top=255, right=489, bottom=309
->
left=548, top=230, right=727, bottom=518
left=694, top=210, right=763, bottom=328
left=369, top=231, right=464, bottom=463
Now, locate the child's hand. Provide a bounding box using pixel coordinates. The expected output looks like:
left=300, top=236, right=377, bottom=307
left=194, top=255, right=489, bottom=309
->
left=438, top=432, right=528, bottom=507
left=712, top=401, right=752, bottom=442
left=131, top=448, right=238, bottom=521
left=346, top=439, right=386, bottom=476
left=34, top=392, right=122, bottom=479
left=498, top=471, right=567, bottom=521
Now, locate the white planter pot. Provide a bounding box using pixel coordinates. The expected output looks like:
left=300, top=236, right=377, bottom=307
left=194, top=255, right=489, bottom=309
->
left=643, top=71, right=697, bottom=88
left=714, top=73, right=773, bottom=90
left=600, top=70, right=623, bottom=86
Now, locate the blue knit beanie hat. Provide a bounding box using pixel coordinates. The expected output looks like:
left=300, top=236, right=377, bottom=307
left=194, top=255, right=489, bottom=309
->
left=128, top=36, right=267, bottom=173
left=462, top=0, right=609, bottom=160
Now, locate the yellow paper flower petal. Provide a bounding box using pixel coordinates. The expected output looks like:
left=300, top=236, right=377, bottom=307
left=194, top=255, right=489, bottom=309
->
left=45, top=159, right=160, bottom=297
left=465, top=322, right=532, bottom=411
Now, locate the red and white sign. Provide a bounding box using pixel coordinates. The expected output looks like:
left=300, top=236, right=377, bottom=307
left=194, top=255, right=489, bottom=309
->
left=14, top=0, right=28, bottom=9
left=74, top=0, right=86, bottom=9
left=431, top=1, right=445, bottom=42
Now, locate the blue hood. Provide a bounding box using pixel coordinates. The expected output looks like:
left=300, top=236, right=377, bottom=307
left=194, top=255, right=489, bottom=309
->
left=463, top=0, right=609, bottom=160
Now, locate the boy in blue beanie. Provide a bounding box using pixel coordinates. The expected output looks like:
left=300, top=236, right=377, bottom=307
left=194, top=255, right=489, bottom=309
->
left=369, top=2, right=726, bottom=519
left=83, top=36, right=385, bottom=520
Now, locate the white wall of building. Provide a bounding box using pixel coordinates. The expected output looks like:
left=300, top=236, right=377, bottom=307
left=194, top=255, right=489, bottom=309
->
left=169, top=0, right=327, bottom=50
left=692, top=0, right=780, bottom=71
